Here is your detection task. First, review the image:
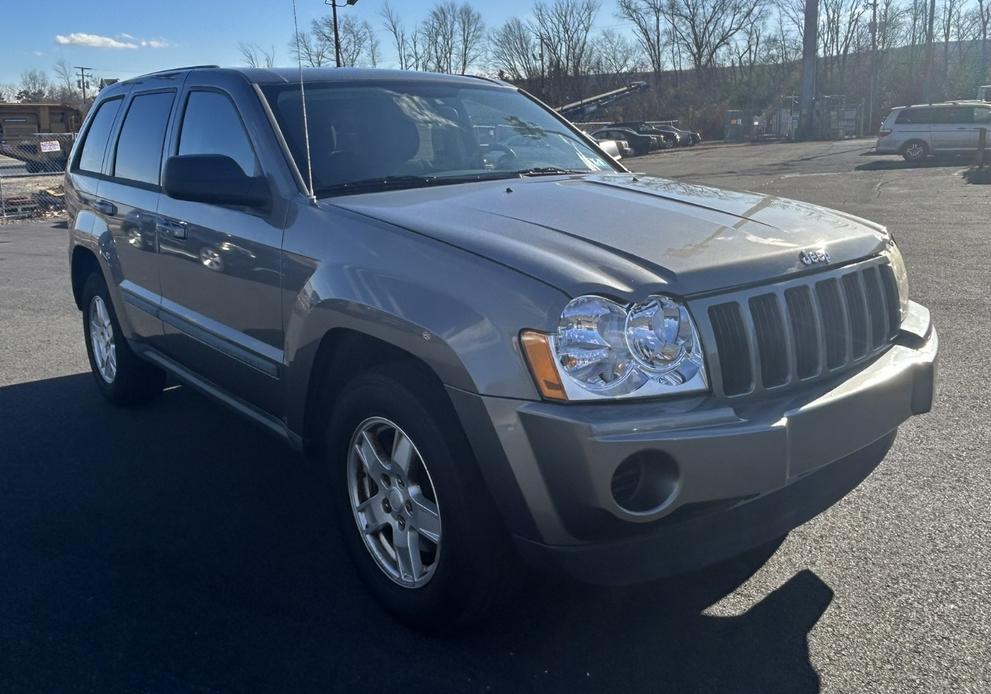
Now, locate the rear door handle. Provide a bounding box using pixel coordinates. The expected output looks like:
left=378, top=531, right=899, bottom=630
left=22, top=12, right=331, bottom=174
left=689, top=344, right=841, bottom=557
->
left=93, top=200, right=117, bottom=216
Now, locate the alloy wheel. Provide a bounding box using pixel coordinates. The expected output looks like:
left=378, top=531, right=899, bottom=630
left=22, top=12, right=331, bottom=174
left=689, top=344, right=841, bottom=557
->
left=347, top=417, right=442, bottom=588
left=905, top=143, right=925, bottom=160
left=89, top=295, right=117, bottom=384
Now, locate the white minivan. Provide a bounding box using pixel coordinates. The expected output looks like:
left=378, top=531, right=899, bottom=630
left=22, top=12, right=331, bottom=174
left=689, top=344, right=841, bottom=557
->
left=876, top=102, right=991, bottom=161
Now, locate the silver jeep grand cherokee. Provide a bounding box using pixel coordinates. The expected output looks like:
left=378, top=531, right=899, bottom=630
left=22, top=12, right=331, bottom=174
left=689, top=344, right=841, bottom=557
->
left=65, top=67, right=937, bottom=632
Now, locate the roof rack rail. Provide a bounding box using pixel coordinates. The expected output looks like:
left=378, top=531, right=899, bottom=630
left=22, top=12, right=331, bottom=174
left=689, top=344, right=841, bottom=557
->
left=145, top=64, right=220, bottom=76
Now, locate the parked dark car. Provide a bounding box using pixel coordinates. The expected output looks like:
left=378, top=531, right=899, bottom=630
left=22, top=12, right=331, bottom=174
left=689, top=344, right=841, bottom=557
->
left=65, top=66, right=936, bottom=633
left=590, top=127, right=655, bottom=155
left=611, top=121, right=699, bottom=147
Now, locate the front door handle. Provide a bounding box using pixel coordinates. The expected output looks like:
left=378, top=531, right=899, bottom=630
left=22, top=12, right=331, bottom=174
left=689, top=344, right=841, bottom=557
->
left=93, top=200, right=117, bottom=216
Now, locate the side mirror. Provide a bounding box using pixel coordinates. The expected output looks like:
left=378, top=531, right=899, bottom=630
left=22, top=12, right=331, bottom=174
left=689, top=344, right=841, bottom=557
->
left=163, top=154, right=270, bottom=209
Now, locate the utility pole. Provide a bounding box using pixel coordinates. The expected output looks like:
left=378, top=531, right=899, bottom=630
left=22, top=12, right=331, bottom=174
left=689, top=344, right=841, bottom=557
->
left=867, top=0, right=879, bottom=136
left=924, top=0, right=937, bottom=102
left=798, top=0, right=819, bottom=140
left=75, top=66, right=93, bottom=102
left=325, top=0, right=358, bottom=68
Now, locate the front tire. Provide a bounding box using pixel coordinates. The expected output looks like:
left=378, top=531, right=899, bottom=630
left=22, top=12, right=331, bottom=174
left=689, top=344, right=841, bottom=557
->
left=327, top=364, right=514, bottom=633
left=81, top=273, right=165, bottom=406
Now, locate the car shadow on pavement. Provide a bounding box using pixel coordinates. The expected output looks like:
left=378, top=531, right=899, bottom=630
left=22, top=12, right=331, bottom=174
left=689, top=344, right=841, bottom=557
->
left=855, top=157, right=971, bottom=171
left=0, top=373, right=832, bottom=694
left=962, top=167, right=991, bottom=184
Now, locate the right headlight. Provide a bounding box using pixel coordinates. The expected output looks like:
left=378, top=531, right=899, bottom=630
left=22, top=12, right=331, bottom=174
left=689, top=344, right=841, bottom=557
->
left=521, top=294, right=708, bottom=401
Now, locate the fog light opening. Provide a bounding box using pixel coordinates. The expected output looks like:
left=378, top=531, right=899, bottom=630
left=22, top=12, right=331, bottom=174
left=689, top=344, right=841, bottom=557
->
left=610, top=451, right=678, bottom=514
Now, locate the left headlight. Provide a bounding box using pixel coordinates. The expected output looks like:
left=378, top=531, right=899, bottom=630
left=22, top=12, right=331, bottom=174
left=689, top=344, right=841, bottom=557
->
left=883, top=239, right=910, bottom=322
left=521, top=294, right=708, bottom=401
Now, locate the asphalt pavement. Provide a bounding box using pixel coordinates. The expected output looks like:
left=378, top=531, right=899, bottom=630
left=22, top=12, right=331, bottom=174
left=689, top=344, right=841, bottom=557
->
left=0, top=140, right=988, bottom=693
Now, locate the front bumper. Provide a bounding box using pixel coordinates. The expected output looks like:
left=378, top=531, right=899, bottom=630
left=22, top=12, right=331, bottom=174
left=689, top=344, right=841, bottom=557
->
left=449, top=302, right=937, bottom=585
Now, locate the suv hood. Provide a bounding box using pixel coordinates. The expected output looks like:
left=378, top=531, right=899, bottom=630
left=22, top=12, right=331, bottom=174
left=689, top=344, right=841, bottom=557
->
left=329, top=173, right=889, bottom=299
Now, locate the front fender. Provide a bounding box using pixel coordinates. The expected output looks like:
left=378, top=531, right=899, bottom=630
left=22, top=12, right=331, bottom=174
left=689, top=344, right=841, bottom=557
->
left=280, top=202, right=568, bottom=435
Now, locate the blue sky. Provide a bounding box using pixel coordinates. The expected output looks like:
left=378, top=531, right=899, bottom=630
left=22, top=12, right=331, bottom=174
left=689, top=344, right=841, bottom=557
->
left=2, top=0, right=626, bottom=86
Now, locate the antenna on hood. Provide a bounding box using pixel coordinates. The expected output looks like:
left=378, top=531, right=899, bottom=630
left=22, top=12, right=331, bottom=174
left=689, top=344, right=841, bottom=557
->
left=292, top=0, right=317, bottom=204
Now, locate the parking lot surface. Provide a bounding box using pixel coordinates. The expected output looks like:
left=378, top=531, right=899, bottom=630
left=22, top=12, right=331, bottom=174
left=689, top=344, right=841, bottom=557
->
left=1, top=139, right=988, bottom=693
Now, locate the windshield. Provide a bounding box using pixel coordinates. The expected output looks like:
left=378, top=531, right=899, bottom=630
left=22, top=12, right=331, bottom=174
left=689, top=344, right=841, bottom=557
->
left=262, top=80, right=617, bottom=196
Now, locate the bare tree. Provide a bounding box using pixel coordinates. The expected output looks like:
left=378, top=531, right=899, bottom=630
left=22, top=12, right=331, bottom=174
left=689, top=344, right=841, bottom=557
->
left=616, top=0, right=666, bottom=76
left=0, top=83, right=18, bottom=103
left=595, top=28, right=646, bottom=76
left=732, top=11, right=767, bottom=81
left=819, top=0, right=867, bottom=83
left=532, top=0, right=600, bottom=78
left=367, top=26, right=381, bottom=67
left=292, top=13, right=377, bottom=68
left=978, top=0, right=991, bottom=82
left=490, top=18, right=541, bottom=80
left=382, top=2, right=414, bottom=69
left=17, top=69, right=50, bottom=102
left=53, top=59, right=74, bottom=92
left=667, top=0, right=762, bottom=75
left=289, top=29, right=331, bottom=67
left=455, top=3, right=486, bottom=74
left=421, top=2, right=459, bottom=73
left=317, top=16, right=377, bottom=67
left=239, top=42, right=276, bottom=68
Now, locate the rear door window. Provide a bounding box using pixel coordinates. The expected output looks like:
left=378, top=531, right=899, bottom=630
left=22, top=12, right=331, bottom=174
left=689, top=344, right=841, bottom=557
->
left=178, top=91, right=259, bottom=176
left=974, top=108, right=991, bottom=124
left=76, top=97, right=123, bottom=174
left=932, top=107, right=972, bottom=124
left=112, top=91, right=176, bottom=186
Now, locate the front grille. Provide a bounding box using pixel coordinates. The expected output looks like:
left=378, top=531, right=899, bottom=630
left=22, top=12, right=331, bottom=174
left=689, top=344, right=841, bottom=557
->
left=699, top=257, right=901, bottom=397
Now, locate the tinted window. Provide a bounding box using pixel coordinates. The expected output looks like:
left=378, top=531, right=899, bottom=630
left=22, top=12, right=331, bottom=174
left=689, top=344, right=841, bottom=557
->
left=113, top=91, right=175, bottom=185
left=974, top=108, right=991, bottom=124
left=932, top=107, right=972, bottom=124
left=896, top=108, right=932, bottom=125
left=178, top=91, right=259, bottom=176
left=77, top=97, right=122, bottom=173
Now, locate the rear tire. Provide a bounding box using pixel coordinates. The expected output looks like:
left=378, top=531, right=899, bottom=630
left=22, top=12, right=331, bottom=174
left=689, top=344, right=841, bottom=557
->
left=81, top=273, right=165, bottom=406
left=901, top=140, right=929, bottom=162
left=326, top=363, right=515, bottom=633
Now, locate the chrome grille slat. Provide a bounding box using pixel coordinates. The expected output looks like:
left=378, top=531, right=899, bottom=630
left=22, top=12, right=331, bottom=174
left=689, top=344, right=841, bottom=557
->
left=785, top=285, right=819, bottom=379
left=832, top=276, right=855, bottom=367
left=708, top=302, right=753, bottom=396
left=842, top=272, right=869, bottom=359
left=863, top=266, right=888, bottom=348
left=695, top=256, right=901, bottom=399
left=815, top=279, right=848, bottom=369
left=749, top=294, right=789, bottom=388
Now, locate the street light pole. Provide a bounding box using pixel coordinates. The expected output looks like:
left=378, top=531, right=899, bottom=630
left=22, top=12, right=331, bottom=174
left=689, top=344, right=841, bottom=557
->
left=325, top=0, right=359, bottom=68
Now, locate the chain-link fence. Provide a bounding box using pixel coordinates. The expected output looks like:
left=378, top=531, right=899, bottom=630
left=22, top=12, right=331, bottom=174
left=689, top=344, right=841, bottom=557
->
left=0, top=133, right=74, bottom=224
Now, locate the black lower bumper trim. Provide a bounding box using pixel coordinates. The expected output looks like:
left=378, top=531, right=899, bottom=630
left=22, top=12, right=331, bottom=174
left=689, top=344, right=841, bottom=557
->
left=513, top=431, right=895, bottom=586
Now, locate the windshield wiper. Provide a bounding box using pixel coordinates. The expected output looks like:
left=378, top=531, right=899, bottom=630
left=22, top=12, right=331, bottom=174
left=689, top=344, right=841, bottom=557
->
left=512, top=167, right=590, bottom=177
left=314, top=175, right=440, bottom=196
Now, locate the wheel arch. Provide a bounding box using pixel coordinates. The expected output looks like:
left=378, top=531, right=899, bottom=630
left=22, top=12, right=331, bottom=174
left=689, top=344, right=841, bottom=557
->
left=298, top=324, right=542, bottom=541
left=300, top=327, right=455, bottom=453
left=70, top=245, right=103, bottom=310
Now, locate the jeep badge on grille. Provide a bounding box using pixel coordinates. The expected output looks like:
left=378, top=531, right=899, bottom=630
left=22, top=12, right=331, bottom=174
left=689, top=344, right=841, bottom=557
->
left=799, top=248, right=831, bottom=266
